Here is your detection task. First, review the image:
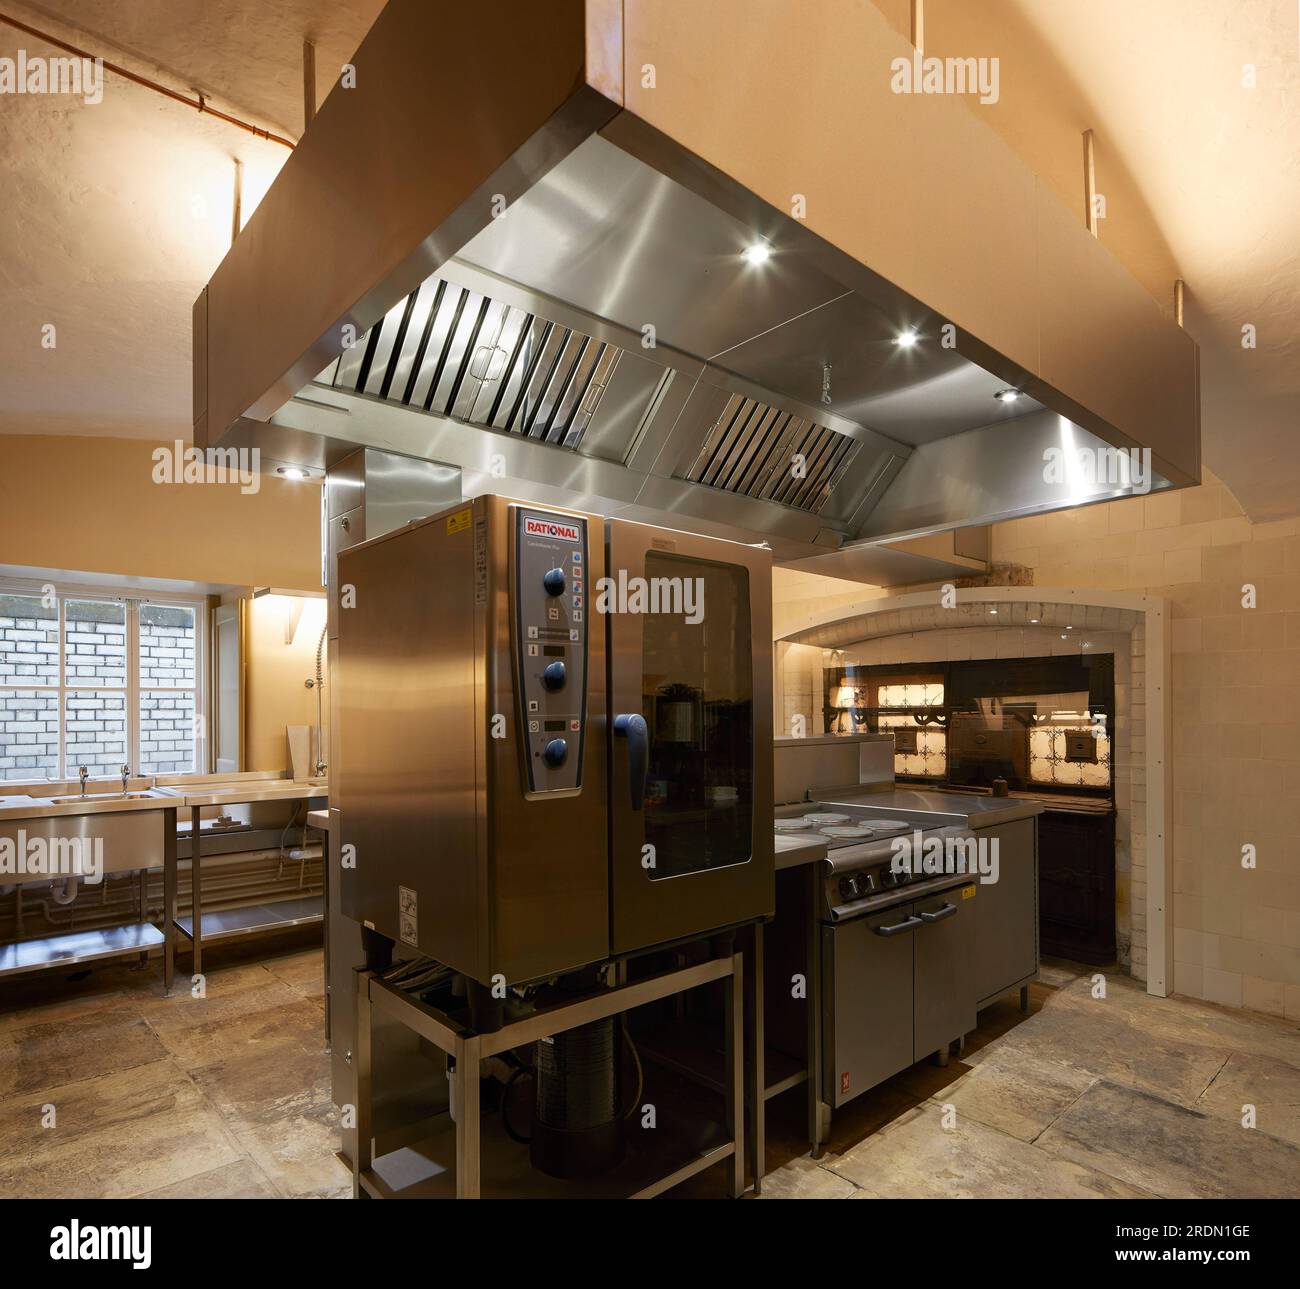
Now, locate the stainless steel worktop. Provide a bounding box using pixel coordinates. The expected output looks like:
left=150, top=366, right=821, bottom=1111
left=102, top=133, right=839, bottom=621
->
left=813, top=787, right=1044, bottom=829
left=774, top=832, right=829, bottom=871
left=0, top=779, right=326, bottom=822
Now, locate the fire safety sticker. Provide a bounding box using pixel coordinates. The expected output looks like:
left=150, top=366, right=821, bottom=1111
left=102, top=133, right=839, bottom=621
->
left=398, top=886, right=418, bottom=946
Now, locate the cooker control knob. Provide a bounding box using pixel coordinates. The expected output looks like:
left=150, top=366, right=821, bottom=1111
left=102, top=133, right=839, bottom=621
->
left=839, top=876, right=858, bottom=901
left=543, top=568, right=566, bottom=596
left=542, top=738, right=568, bottom=768
left=542, top=661, right=567, bottom=691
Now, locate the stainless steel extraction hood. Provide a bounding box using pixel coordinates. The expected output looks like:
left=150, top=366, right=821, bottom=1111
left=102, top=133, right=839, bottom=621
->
left=194, top=0, right=1200, bottom=569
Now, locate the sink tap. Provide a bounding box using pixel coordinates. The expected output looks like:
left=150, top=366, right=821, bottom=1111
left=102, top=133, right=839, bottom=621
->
left=78, top=766, right=89, bottom=797
left=121, top=764, right=131, bottom=794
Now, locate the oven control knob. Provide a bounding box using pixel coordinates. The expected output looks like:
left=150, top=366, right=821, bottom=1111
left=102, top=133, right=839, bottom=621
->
left=543, top=568, right=566, bottom=596
left=839, top=876, right=859, bottom=901
left=542, top=738, right=568, bottom=768
left=880, top=870, right=897, bottom=889
left=542, top=661, right=567, bottom=691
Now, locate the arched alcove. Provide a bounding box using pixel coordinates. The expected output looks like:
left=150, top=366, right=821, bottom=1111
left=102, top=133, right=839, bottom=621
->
left=776, top=587, right=1172, bottom=997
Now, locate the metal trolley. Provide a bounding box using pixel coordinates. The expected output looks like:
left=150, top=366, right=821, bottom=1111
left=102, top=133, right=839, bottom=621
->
left=351, top=950, right=751, bottom=1199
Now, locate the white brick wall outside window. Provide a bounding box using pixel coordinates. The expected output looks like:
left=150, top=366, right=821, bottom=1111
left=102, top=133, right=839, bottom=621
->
left=0, top=586, right=205, bottom=782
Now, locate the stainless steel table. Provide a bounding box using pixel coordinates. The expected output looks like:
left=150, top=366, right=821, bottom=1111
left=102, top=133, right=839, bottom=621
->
left=173, top=783, right=327, bottom=978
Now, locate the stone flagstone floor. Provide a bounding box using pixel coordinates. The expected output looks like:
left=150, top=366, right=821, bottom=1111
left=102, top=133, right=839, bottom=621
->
left=1, top=937, right=1297, bottom=1199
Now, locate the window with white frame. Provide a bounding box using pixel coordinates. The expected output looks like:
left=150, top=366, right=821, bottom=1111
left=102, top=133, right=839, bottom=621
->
left=0, top=586, right=206, bottom=782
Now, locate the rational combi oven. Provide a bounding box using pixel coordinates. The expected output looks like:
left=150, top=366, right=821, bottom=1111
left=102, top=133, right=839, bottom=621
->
left=336, top=494, right=773, bottom=990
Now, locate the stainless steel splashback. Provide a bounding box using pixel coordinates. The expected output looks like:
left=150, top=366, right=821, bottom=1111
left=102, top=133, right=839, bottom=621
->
left=774, top=733, right=895, bottom=805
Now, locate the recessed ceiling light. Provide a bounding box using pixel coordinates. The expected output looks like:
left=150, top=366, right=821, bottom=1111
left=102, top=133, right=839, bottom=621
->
left=1030, top=618, right=1039, bottom=624
left=277, top=466, right=310, bottom=480
left=894, top=329, right=919, bottom=348
left=995, top=388, right=1021, bottom=403
left=989, top=608, right=997, bottom=615
left=742, top=242, right=771, bottom=265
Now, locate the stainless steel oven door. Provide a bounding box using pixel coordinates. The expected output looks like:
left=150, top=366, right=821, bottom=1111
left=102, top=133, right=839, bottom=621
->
left=606, top=519, right=774, bottom=955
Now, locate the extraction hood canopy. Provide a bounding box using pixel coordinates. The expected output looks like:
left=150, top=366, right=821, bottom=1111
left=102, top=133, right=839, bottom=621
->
left=195, top=0, right=1200, bottom=572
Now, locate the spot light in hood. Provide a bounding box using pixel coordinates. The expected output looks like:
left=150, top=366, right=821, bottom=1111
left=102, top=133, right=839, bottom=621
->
left=893, top=329, right=919, bottom=348
left=741, top=241, right=772, bottom=265
left=277, top=466, right=310, bottom=480
left=995, top=388, right=1022, bottom=403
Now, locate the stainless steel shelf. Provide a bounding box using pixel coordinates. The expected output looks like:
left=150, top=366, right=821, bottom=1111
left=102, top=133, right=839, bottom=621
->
left=0, top=922, right=165, bottom=978
left=360, top=1103, right=735, bottom=1200
left=636, top=1016, right=806, bottom=1102
left=174, top=894, right=323, bottom=943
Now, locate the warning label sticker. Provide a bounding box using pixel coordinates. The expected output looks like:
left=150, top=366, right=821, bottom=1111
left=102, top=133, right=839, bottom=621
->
left=446, top=507, right=472, bottom=536
left=398, top=886, right=419, bottom=946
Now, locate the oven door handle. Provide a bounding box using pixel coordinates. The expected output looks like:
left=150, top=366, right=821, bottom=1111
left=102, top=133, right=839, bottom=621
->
left=613, top=713, right=648, bottom=811
left=918, top=903, right=958, bottom=924
left=874, top=915, right=923, bottom=937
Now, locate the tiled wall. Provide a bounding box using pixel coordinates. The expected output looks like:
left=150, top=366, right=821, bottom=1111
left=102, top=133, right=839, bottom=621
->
left=991, top=470, right=1300, bottom=1019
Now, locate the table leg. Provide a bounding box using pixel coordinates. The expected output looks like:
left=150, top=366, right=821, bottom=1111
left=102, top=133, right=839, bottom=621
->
left=138, top=866, right=149, bottom=965
left=744, top=921, right=765, bottom=1194
left=163, top=808, right=176, bottom=997
left=454, top=1034, right=482, bottom=1199
left=725, top=949, right=745, bottom=1198
left=190, top=805, right=203, bottom=980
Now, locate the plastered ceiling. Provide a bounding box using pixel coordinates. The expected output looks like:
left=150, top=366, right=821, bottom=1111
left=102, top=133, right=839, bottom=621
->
left=1, top=0, right=1296, bottom=521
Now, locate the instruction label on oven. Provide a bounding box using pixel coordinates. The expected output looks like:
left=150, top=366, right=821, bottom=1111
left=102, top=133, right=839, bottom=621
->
left=398, top=885, right=418, bottom=946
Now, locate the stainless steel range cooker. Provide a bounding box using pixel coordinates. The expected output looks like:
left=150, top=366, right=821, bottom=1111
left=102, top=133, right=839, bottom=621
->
left=776, top=804, right=982, bottom=1118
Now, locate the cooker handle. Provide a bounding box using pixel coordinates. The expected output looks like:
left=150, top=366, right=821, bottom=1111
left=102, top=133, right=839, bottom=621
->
left=613, top=714, right=648, bottom=811
left=874, top=915, right=923, bottom=937
left=918, top=903, right=958, bottom=924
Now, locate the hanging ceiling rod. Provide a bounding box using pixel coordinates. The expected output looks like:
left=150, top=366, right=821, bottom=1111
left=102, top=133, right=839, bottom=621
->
left=0, top=10, right=296, bottom=149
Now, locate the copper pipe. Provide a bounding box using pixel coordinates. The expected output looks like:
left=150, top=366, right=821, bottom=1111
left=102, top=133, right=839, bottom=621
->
left=0, top=11, right=296, bottom=149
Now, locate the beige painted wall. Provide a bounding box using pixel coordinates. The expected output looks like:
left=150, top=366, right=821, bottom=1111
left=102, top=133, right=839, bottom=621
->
left=244, top=595, right=328, bottom=773
left=0, top=435, right=321, bottom=590
left=992, top=471, right=1300, bottom=1019
left=0, top=434, right=325, bottom=776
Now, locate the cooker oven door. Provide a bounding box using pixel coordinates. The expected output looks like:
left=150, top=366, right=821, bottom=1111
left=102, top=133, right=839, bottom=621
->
left=821, top=907, right=916, bottom=1107
left=606, top=519, right=773, bottom=955
left=912, top=887, right=977, bottom=1061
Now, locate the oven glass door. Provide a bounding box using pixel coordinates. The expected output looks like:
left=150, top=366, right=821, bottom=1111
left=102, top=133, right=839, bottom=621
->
left=642, top=550, right=753, bottom=879
left=608, top=521, right=773, bottom=955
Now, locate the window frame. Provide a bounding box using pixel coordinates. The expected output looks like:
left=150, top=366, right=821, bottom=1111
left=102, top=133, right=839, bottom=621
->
left=0, top=576, right=208, bottom=782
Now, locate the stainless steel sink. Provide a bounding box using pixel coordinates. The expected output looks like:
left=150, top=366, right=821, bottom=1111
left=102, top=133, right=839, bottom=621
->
left=48, top=790, right=163, bottom=804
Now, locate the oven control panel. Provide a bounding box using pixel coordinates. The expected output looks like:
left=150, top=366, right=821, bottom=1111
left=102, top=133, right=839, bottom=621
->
left=514, top=507, right=588, bottom=793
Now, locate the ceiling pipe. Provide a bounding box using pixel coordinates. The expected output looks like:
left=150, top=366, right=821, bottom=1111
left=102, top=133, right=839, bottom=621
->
left=0, top=10, right=296, bottom=149
left=910, top=0, right=924, bottom=54
left=1173, top=278, right=1185, bottom=327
